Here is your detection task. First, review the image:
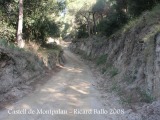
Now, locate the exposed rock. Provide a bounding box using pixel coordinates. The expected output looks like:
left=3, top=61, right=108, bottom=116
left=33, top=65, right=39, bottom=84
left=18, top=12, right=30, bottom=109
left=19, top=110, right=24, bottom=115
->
left=0, top=44, right=64, bottom=103
left=70, top=10, right=160, bottom=119
left=70, top=28, right=160, bottom=102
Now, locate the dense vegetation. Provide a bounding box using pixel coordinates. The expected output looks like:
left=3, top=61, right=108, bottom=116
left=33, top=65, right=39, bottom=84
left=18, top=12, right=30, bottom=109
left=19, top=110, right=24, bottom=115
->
left=0, top=0, right=65, bottom=47
left=63, top=0, right=160, bottom=38
left=0, top=0, right=160, bottom=46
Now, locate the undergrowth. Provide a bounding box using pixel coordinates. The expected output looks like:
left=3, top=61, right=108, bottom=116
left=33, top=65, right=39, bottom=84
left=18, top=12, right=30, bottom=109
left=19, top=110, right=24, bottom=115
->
left=109, top=67, right=119, bottom=78
left=96, top=54, right=108, bottom=65
left=0, top=39, right=63, bottom=70
left=0, top=39, right=24, bottom=51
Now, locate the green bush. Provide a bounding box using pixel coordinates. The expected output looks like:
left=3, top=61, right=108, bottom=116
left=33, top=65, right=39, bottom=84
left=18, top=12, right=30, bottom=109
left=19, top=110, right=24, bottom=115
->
left=76, top=24, right=89, bottom=38
left=0, top=22, right=16, bottom=42
left=101, top=67, right=107, bottom=74
left=96, top=54, right=108, bottom=65
left=0, top=39, right=8, bottom=47
left=140, top=91, right=154, bottom=103
left=24, top=17, right=60, bottom=44
left=0, top=39, right=25, bottom=52
left=97, top=11, right=128, bottom=37
left=109, top=67, right=119, bottom=78
left=127, top=0, right=159, bottom=17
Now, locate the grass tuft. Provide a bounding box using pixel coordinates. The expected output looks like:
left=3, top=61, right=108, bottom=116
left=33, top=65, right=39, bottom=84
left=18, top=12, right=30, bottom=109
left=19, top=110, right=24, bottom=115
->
left=109, top=67, right=119, bottom=78
left=139, top=91, right=154, bottom=103
left=96, top=54, right=108, bottom=65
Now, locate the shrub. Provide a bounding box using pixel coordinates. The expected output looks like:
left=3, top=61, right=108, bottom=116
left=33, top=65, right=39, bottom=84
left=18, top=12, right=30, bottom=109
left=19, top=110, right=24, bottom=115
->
left=96, top=54, right=108, bottom=65
left=0, top=22, right=16, bottom=42
left=97, top=11, right=128, bottom=37
left=127, top=0, right=159, bottom=17
left=76, top=24, right=89, bottom=38
left=140, top=91, right=154, bottom=103
left=109, top=67, right=119, bottom=78
left=0, top=39, right=24, bottom=52
left=24, top=17, right=60, bottom=44
left=101, top=67, right=107, bottom=74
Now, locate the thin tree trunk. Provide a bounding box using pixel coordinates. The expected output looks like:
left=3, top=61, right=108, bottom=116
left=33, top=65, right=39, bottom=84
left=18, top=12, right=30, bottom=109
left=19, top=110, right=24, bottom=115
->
left=92, top=12, right=96, bottom=34
left=88, top=20, right=91, bottom=37
left=17, top=0, right=24, bottom=48
left=100, top=13, right=103, bottom=20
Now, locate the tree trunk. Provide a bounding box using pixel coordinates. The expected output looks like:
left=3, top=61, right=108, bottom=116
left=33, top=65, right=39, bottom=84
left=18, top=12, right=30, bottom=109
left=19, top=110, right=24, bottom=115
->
left=17, top=0, right=24, bottom=48
left=100, top=13, right=103, bottom=20
left=92, top=12, right=96, bottom=34
left=87, top=20, right=91, bottom=37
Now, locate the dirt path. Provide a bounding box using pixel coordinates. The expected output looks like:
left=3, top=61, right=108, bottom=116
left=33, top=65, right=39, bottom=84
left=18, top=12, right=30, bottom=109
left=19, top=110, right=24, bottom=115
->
left=0, top=44, right=129, bottom=120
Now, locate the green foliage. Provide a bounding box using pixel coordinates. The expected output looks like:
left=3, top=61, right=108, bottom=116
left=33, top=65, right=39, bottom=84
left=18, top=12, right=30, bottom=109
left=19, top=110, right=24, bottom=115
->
left=0, top=39, right=25, bottom=51
left=101, top=62, right=118, bottom=77
left=140, top=91, right=154, bottom=103
left=96, top=54, right=108, bottom=65
left=0, top=22, right=16, bottom=41
left=127, top=0, right=159, bottom=17
left=101, top=67, right=107, bottom=74
left=76, top=24, right=89, bottom=38
left=42, top=43, right=63, bottom=53
left=23, top=0, right=63, bottom=43
left=92, top=0, right=106, bottom=13
left=1, top=0, right=160, bottom=44
left=97, top=11, right=128, bottom=37
left=0, top=0, right=17, bottom=41
left=0, top=39, right=8, bottom=47
left=24, top=17, right=60, bottom=44
left=65, top=0, right=160, bottom=38
left=0, top=0, right=64, bottom=45
left=99, top=60, right=118, bottom=77
left=61, top=23, right=70, bottom=38
left=109, top=67, right=118, bottom=78
left=96, top=1, right=160, bottom=37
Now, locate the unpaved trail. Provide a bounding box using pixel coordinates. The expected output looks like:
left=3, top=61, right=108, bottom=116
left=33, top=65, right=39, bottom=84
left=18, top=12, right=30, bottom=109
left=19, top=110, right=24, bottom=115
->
left=0, top=43, right=128, bottom=120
